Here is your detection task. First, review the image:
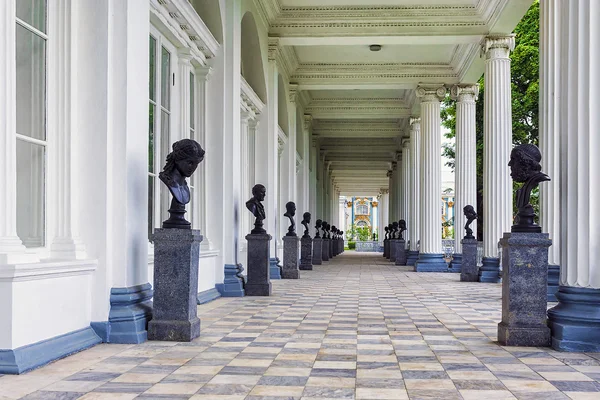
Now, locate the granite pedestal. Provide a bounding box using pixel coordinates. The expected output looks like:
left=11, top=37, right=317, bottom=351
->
left=395, top=240, right=407, bottom=266
left=460, top=239, right=479, bottom=282
left=312, top=238, right=322, bottom=265
left=389, top=239, right=398, bottom=262
left=245, top=234, right=272, bottom=296
left=479, top=257, right=501, bottom=283
left=322, top=239, right=330, bottom=261
left=497, top=232, right=552, bottom=347
left=383, top=239, right=390, bottom=259
left=329, top=238, right=334, bottom=258
left=300, top=237, right=313, bottom=270
left=406, top=250, right=419, bottom=266
left=282, top=236, right=300, bottom=279
left=148, top=228, right=202, bottom=342
left=340, top=239, right=344, bottom=253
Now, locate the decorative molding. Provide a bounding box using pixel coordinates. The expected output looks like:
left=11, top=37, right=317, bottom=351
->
left=402, top=138, right=411, bottom=148
left=0, top=259, right=97, bottom=282
left=415, top=84, right=447, bottom=102
left=278, top=137, right=285, bottom=157
left=303, top=114, right=313, bottom=131
left=450, top=84, right=479, bottom=102
left=288, top=83, right=299, bottom=103
left=481, top=35, right=516, bottom=58
left=268, top=36, right=281, bottom=62
left=241, top=75, right=265, bottom=115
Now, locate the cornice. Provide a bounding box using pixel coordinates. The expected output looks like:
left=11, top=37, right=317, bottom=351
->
left=241, top=75, right=265, bottom=115
left=255, top=0, right=282, bottom=26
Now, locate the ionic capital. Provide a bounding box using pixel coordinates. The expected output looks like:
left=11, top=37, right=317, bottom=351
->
left=303, top=114, right=313, bottom=131
left=415, top=84, right=446, bottom=103
left=379, top=188, right=389, bottom=195
left=268, top=37, right=281, bottom=62
left=450, top=84, right=479, bottom=103
left=409, top=116, right=421, bottom=130
left=402, top=138, right=410, bottom=148
left=481, top=35, right=515, bottom=59
left=386, top=170, right=393, bottom=178
left=288, top=83, right=298, bottom=103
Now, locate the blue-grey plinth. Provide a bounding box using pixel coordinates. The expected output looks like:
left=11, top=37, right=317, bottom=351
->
left=548, top=286, right=600, bottom=352
left=383, top=240, right=390, bottom=259
left=389, top=239, right=398, bottom=262
left=282, top=236, right=300, bottom=279
left=460, top=239, right=478, bottom=282
left=497, top=232, right=551, bottom=347
left=329, top=238, right=334, bottom=258
left=479, top=257, right=501, bottom=283
left=548, top=264, right=560, bottom=302
left=406, top=250, right=418, bottom=266
left=449, top=253, right=462, bottom=273
left=300, top=237, right=313, bottom=270
left=216, top=264, right=245, bottom=297
left=270, top=257, right=282, bottom=279
left=246, top=234, right=272, bottom=296
left=312, top=238, right=323, bottom=265
left=395, top=240, right=407, bottom=266
left=148, top=228, right=202, bottom=342
left=322, top=239, right=330, bottom=261
left=415, top=253, right=448, bottom=272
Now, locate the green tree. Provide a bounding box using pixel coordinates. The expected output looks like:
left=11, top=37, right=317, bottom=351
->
left=441, top=0, right=540, bottom=239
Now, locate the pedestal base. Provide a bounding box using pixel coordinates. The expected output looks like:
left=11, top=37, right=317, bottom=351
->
left=479, top=257, right=501, bottom=283
left=312, top=238, right=323, bottom=265
left=460, top=239, right=478, bottom=282
left=322, top=239, right=330, bottom=261
left=415, top=253, right=448, bottom=272
left=245, top=234, right=272, bottom=296
left=448, top=253, right=461, bottom=273
left=389, top=240, right=398, bottom=262
left=269, top=257, right=282, bottom=280
left=395, top=240, right=407, bottom=266
left=406, top=250, right=418, bottom=266
left=282, top=236, right=300, bottom=279
left=547, top=264, right=560, bottom=302
left=548, top=286, right=600, bottom=352
left=300, top=237, right=313, bottom=270
left=383, top=240, right=390, bottom=259
left=148, top=228, right=203, bottom=342
left=216, top=264, right=245, bottom=297
left=497, top=232, right=551, bottom=347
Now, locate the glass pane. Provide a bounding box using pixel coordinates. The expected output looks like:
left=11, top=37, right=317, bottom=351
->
left=160, top=111, right=170, bottom=223
left=16, top=139, right=45, bottom=247
left=148, top=176, right=154, bottom=241
left=149, top=103, right=154, bottom=173
left=16, top=0, right=46, bottom=33
left=16, top=24, right=46, bottom=140
left=149, top=36, right=156, bottom=101
left=161, top=47, right=170, bottom=109
left=190, top=72, right=195, bottom=131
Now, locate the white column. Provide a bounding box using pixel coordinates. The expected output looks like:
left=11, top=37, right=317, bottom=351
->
left=302, top=115, right=312, bottom=215
left=415, top=85, right=447, bottom=270
left=539, top=0, right=561, bottom=268
left=395, top=155, right=402, bottom=222
left=409, top=118, right=421, bottom=254
left=481, top=36, right=514, bottom=279
left=309, top=136, right=317, bottom=219
left=387, top=169, right=394, bottom=222
left=288, top=87, right=298, bottom=207
left=401, top=139, right=410, bottom=222
left=195, top=66, right=213, bottom=250
left=451, top=84, right=479, bottom=255
left=240, top=110, right=252, bottom=243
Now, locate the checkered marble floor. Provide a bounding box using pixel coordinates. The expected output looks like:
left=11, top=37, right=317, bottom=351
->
left=2, top=252, right=600, bottom=400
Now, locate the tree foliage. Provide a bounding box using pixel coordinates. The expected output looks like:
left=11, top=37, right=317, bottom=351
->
left=440, top=1, right=540, bottom=239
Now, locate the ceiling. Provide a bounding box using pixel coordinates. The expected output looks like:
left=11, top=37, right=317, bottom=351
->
left=258, top=0, right=533, bottom=196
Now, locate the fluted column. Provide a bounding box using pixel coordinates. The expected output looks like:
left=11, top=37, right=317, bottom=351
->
left=415, top=85, right=447, bottom=272
left=387, top=168, right=395, bottom=222
left=401, top=139, right=410, bottom=222
left=395, top=153, right=402, bottom=222
left=451, top=84, right=478, bottom=268
left=547, top=0, right=600, bottom=352
left=480, top=36, right=515, bottom=282
left=539, top=0, right=561, bottom=301
left=407, top=118, right=421, bottom=265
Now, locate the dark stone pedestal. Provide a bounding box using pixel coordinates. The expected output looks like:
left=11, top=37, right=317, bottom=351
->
left=548, top=264, right=560, bottom=302
left=245, top=234, right=272, bottom=296
left=449, top=253, right=462, bottom=273
left=395, top=240, right=407, bottom=266
left=340, top=239, right=344, bottom=253
left=389, top=239, right=398, bottom=262
left=406, top=250, right=418, bottom=266
left=300, top=237, right=313, bottom=270
left=282, top=236, right=300, bottom=279
left=479, top=257, right=501, bottom=283
left=460, top=239, right=479, bottom=282
left=329, top=238, right=334, bottom=258
left=148, top=229, right=202, bottom=342
left=312, top=238, right=322, bottom=265
left=216, top=264, right=245, bottom=297
left=415, top=253, right=448, bottom=272
left=497, top=232, right=551, bottom=347
left=269, top=257, right=282, bottom=280
left=322, top=239, right=330, bottom=261
left=548, top=286, right=600, bottom=352
left=383, top=239, right=390, bottom=259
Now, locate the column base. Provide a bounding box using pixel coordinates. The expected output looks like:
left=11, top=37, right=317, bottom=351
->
left=547, top=264, right=560, bottom=302
left=269, top=257, right=282, bottom=279
left=415, top=253, right=448, bottom=272
left=148, top=318, right=200, bottom=342
left=548, top=286, right=600, bottom=352
left=448, top=253, right=461, bottom=273
left=479, top=257, right=501, bottom=283
left=406, top=251, right=418, bottom=266
left=216, top=264, right=245, bottom=297
left=498, top=322, right=551, bottom=347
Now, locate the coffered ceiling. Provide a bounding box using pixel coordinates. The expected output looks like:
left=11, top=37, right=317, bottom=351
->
left=257, top=0, right=533, bottom=195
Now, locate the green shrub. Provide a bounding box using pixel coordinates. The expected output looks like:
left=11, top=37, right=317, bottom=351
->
left=348, top=241, right=356, bottom=250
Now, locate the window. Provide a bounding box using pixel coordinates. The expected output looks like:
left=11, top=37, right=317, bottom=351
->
left=356, top=204, right=368, bottom=215
left=16, top=0, right=47, bottom=248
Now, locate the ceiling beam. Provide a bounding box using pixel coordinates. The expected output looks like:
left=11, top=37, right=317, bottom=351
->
left=278, top=35, right=484, bottom=47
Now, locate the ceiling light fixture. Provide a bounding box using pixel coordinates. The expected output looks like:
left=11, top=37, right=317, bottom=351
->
left=369, top=44, right=382, bottom=52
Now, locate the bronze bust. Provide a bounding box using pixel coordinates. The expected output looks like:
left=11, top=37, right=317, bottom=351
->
left=301, top=212, right=311, bottom=238
left=398, top=220, right=407, bottom=240
left=463, top=205, right=478, bottom=239
left=246, top=184, right=267, bottom=234
left=284, top=202, right=297, bottom=237
left=314, top=219, right=322, bottom=238
left=159, top=139, right=205, bottom=229
left=508, top=144, right=550, bottom=232
left=384, top=226, right=389, bottom=240
left=391, top=221, right=399, bottom=239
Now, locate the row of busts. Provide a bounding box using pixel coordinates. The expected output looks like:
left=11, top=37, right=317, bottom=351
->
left=384, top=220, right=407, bottom=240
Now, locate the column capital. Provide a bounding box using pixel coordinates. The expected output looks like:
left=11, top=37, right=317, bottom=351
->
left=268, top=37, right=282, bottom=62
left=402, top=138, right=410, bottom=148
left=248, top=118, right=259, bottom=129
left=386, top=170, right=393, bottom=178
left=288, top=83, right=298, bottom=103
left=195, top=66, right=213, bottom=81
left=392, top=161, right=398, bottom=170
left=177, top=48, right=194, bottom=65
left=303, top=114, right=313, bottom=131
left=409, top=116, right=421, bottom=128
left=416, top=84, right=446, bottom=102
left=379, top=188, right=389, bottom=195
left=481, top=35, right=515, bottom=59
left=450, top=84, right=479, bottom=102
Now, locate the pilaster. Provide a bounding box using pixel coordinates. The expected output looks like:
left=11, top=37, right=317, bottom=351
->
left=401, top=139, right=410, bottom=223
left=408, top=117, right=421, bottom=255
